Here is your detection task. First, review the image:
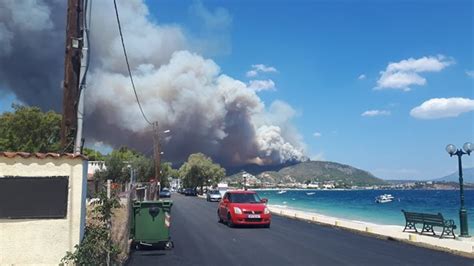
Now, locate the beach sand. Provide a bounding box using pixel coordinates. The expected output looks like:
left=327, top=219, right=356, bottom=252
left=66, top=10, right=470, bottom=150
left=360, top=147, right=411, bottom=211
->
left=268, top=205, right=474, bottom=257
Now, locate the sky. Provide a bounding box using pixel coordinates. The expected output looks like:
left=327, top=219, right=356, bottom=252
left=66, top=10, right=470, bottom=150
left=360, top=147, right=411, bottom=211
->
left=0, top=0, right=473, bottom=180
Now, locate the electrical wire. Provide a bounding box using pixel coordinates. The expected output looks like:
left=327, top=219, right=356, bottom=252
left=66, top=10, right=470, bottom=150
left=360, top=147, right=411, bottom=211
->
left=113, top=0, right=153, bottom=125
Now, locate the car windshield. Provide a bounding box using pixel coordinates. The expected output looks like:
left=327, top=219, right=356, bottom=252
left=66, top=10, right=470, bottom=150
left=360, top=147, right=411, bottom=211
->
left=229, top=193, right=261, bottom=203
left=210, top=190, right=220, bottom=195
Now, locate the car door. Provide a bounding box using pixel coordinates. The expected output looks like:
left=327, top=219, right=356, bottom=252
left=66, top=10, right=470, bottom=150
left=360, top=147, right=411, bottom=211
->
left=219, top=192, right=229, bottom=218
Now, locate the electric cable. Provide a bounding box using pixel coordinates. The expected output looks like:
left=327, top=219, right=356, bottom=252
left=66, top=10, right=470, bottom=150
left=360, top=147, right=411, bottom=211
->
left=112, top=0, right=153, bottom=125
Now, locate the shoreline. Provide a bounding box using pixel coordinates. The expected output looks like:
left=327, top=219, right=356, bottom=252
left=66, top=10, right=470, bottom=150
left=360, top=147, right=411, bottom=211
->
left=268, top=204, right=474, bottom=257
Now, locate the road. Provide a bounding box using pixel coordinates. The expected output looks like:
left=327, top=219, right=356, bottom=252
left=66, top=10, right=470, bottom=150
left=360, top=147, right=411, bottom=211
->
left=128, top=193, right=473, bottom=266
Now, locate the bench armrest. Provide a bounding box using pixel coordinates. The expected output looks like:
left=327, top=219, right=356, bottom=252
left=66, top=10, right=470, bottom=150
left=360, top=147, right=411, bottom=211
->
left=444, top=219, right=455, bottom=227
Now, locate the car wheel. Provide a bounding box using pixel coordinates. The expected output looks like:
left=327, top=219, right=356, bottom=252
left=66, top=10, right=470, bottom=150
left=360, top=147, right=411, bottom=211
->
left=218, top=210, right=223, bottom=223
left=263, top=223, right=271, bottom=228
left=227, top=213, right=234, bottom=228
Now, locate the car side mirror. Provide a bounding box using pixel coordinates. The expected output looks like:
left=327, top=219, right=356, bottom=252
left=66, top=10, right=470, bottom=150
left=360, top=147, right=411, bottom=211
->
left=261, top=198, right=268, bottom=204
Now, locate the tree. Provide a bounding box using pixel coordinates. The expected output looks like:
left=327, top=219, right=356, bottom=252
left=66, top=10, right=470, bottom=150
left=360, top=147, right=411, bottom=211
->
left=83, top=147, right=105, bottom=161
left=179, top=153, right=226, bottom=192
left=130, top=155, right=154, bottom=183
left=0, top=104, right=63, bottom=152
left=160, top=162, right=178, bottom=188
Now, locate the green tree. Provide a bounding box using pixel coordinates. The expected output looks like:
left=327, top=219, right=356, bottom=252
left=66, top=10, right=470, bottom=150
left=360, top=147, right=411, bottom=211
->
left=0, top=104, right=62, bottom=152
left=83, top=147, right=106, bottom=161
left=160, top=162, right=178, bottom=188
left=131, top=155, right=154, bottom=183
left=179, top=153, right=225, bottom=192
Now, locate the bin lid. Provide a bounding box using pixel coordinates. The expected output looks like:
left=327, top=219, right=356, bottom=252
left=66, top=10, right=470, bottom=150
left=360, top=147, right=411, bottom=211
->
left=133, top=199, right=173, bottom=208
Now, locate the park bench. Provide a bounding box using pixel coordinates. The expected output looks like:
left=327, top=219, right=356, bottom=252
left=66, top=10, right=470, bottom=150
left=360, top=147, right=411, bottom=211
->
left=401, top=210, right=456, bottom=239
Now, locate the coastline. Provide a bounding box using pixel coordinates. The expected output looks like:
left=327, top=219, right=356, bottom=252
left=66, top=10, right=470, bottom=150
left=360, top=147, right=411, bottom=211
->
left=268, top=204, right=474, bottom=257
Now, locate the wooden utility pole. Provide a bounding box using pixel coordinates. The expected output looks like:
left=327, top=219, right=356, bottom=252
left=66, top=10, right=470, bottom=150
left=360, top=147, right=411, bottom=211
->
left=153, top=122, right=162, bottom=199
left=61, top=0, right=84, bottom=151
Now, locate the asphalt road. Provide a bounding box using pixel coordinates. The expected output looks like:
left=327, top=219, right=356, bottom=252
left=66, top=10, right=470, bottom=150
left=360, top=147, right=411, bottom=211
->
left=128, top=193, right=473, bottom=266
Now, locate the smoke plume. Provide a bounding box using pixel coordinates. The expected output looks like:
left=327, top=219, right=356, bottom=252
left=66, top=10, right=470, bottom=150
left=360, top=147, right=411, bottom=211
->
left=0, top=0, right=306, bottom=166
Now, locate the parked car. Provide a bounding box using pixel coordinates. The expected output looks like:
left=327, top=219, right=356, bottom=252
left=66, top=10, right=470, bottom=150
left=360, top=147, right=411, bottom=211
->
left=218, top=190, right=271, bottom=228
left=159, top=188, right=171, bottom=198
left=184, top=188, right=197, bottom=196
left=206, top=190, right=222, bottom=202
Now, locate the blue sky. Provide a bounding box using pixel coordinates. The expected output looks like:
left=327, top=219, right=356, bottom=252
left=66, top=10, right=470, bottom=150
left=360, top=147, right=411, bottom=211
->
left=1, top=0, right=473, bottom=179
left=146, top=0, right=474, bottom=179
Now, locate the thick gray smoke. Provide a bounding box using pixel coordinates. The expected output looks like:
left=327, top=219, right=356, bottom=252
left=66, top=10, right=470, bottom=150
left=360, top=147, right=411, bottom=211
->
left=0, top=0, right=306, bottom=166
left=0, top=0, right=66, bottom=110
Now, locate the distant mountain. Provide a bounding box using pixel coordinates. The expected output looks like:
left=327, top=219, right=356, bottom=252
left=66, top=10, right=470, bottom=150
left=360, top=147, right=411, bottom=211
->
left=433, top=168, right=474, bottom=184
left=225, top=160, right=300, bottom=176
left=225, top=160, right=385, bottom=186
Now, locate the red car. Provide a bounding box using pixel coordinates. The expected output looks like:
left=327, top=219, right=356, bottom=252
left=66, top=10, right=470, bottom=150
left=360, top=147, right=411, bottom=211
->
left=218, top=190, right=271, bottom=228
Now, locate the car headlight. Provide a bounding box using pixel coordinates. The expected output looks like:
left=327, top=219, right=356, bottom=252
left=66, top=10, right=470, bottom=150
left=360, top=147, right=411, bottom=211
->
left=233, top=207, right=242, bottom=214
left=264, top=207, right=270, bottom=214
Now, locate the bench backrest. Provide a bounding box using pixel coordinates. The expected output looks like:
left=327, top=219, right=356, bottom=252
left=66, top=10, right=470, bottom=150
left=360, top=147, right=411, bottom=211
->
left=421, top=213, right=444, bottom=226
left=402, top=210, right=444, bottom=225
left=402, top=210, right=424, bottom=223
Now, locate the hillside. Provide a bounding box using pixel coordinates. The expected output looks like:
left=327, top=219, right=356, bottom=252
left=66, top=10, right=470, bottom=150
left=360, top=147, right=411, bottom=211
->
left=225, top=160, right=385, bottom=187
left=433, top=168, right=474, bottom=184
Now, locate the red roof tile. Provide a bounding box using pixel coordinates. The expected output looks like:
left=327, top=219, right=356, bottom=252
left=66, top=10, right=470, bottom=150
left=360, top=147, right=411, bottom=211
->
left=0, top=152, right=88, bottom=160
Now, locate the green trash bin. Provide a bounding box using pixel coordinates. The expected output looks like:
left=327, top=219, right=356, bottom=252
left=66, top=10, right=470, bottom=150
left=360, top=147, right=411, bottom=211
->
left=130, top=200, right=173, bottom=249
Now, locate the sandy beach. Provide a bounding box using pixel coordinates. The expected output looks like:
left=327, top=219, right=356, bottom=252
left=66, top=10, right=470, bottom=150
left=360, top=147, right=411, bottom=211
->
left=268, top=204, right=474, bottom=257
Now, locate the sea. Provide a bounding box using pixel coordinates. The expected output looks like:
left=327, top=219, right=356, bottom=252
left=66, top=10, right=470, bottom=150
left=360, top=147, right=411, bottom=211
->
left=256, top=189, right=474, bottom=233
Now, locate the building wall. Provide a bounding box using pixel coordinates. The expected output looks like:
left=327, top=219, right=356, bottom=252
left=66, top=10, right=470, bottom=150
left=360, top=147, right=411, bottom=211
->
left=0, top=156, right=87, bottom=265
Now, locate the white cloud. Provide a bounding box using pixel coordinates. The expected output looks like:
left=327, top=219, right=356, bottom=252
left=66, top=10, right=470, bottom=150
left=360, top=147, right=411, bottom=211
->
left=248, top=79, right=275, bottom=92
left=358, top=74, right=366, bottom=80
left=466, top=70, right=474, bottom=78
left=410, top=97, right=474, bottom=119
left=313, top=132, right=322, bottom=138
left=361, top=110, right=391, bottom=117
left=246, top=64, right=278, bottom=77
left=375, top=55, right=454, bottom=91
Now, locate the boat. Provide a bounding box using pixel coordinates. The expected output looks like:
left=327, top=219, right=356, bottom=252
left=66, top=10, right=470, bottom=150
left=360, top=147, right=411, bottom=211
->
left=277, top=190, right=287, bottom=194
left=375, top=194, right=394, bottom=203
left=306, top=192, right=315, bottom=195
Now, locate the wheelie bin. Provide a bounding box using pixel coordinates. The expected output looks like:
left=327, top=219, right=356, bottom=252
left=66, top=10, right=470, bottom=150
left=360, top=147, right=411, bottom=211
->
left=130, top=199, right=173, bottom=249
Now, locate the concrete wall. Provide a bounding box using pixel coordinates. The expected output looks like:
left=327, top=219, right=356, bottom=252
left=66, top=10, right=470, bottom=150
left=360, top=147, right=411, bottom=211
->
left=0, top=156, right=87, bottom=265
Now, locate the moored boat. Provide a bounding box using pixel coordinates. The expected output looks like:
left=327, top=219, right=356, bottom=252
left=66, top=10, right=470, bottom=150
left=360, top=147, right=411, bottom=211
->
left=375, top=194, right=394, bottom=203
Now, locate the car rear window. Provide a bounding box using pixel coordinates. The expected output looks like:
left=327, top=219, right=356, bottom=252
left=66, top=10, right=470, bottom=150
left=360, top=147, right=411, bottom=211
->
left=229, top=193, right=261, bottom=203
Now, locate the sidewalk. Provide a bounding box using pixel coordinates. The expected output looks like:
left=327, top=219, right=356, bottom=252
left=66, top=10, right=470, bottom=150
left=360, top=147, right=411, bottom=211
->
left=268, top=205, right=474, bottom=257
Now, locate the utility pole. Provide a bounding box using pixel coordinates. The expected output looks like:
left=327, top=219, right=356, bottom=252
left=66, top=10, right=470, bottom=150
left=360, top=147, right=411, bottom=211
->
left=153, top=122, right=162, bottom=199
left=61, top=0, right=84, bottom=151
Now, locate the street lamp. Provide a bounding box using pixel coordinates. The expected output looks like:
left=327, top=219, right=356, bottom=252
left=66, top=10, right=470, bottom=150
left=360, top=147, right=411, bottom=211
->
left=446, top=142, right=473, bottom=237
left=155, top=127, right=171, bottom=199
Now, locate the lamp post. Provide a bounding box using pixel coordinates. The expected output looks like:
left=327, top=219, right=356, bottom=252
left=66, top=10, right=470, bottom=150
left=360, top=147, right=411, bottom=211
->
left=154, top=124, right=171, bottom=199
left=446, top=142, right=473, bottom=237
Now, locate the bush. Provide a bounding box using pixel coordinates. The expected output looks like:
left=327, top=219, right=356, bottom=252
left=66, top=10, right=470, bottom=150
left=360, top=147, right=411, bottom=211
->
left=62, top=192, right=121, bottom=265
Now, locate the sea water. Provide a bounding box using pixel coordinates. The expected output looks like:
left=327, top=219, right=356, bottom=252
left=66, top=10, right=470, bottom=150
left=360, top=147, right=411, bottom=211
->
left=256, top=189, right=474, bottom=233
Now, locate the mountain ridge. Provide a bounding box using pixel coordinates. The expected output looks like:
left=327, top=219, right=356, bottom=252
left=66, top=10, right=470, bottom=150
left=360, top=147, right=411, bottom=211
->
left=225, top=160, right=385, bottom=187
left=433, top=167, right=474, bottom=184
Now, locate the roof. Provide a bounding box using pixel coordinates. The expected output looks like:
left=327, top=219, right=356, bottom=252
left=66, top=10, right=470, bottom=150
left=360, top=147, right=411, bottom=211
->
left=0, top=152, right=88, bottom=160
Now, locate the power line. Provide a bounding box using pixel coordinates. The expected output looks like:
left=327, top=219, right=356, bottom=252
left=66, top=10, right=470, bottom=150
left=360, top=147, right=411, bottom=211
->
left=112, top=0, right=153, bottom=125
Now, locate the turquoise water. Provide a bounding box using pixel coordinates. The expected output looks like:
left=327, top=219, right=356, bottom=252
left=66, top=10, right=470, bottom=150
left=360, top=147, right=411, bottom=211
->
left=256, top=189, right=474, bottom=233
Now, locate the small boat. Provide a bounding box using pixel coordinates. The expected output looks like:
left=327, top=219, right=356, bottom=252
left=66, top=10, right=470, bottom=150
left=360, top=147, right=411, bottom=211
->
left=277, top=190, right=287, bottom=194
left=375, top=194, right=394, bottom=203
left=306, top=192, right=315, bottom=195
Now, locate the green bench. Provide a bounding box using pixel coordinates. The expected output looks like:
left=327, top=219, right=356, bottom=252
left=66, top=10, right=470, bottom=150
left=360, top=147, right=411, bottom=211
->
left=401, top=210, right=456, bottom=239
